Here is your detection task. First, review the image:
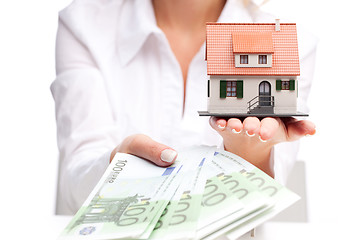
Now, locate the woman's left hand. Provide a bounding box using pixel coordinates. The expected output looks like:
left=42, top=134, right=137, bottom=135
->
left=209, top=116, right=316, bottom=177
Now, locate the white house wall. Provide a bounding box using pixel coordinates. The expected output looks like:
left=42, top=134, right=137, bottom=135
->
left=235, top=54, right=272, bottom=68
left=207, top=76, right=298, bottom=114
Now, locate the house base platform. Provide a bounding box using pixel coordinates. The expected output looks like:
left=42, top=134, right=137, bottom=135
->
left=198, top=111, right=309, bottom=118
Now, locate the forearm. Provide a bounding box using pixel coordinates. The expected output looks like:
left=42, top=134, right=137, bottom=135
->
left=52, top=68, right=119, bottom=214
left=57, top=150, right=111, bottom=214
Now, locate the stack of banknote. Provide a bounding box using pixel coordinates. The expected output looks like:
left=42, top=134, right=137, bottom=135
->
left=59, top=146, right=299, bottom=240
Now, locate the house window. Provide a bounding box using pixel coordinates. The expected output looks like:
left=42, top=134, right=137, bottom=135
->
left=276, top=79, right=296, bottom=91
left=240, top=55, right=248, bottom=64
left=220, top=80, right=243, bottom=98
left=226, top=81, right=237, bottom=97
left=282, top=81, right=290, bottom=90
left=259, top=55, right=267, bottom=64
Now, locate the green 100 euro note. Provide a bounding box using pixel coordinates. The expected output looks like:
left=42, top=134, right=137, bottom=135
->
left=150, top=156, right=209, bottom=240
left=201, top=150, right=300, bottom=240
left=59, top=153, right=185, bottom=240
left=58, top=146, right=301, bottom=240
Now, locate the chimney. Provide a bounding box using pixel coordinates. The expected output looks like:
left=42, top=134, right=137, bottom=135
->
left=275, top=19, right=280, bottom=31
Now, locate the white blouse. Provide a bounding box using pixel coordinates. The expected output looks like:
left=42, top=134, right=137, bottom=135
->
left=51, top=0, right=318, bottom=215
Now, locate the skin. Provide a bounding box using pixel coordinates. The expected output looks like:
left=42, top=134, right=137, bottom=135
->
left=152, top=0, right=226, bottom=108
left=209, top=117, right=315, bottom=177
left=110, top=0, right=316, bottom=177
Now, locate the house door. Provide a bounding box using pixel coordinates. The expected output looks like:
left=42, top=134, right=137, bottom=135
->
left=259, top=81, right=271, bottom=106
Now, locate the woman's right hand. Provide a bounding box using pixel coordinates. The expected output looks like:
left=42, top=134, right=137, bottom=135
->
left=110, top=134, right=178, bottom=167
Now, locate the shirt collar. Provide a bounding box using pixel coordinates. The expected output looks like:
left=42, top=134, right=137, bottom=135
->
left=117, top=0, right=161, bottom=66
left=117, top=0, right=254, bottom=66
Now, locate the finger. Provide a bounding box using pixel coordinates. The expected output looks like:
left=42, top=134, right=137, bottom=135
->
left=243, top=117, right=260, bottom=137
left=111, top=134, right=177, bottom=167
left=286, top=120, right=316, bottom=142
left=227, top=118, right=243, bottom=133
left=259, top=117, right=280, bottom=141
left=209, top=117, right=227, bottom=131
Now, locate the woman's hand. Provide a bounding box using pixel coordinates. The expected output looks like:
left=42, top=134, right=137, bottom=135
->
left=110, top=134, right=178, bottom=167
left=209, top=116, right=316, bottom=177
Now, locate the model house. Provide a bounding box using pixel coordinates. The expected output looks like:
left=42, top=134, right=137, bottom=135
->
left=200, top=20, right=307, bottom=117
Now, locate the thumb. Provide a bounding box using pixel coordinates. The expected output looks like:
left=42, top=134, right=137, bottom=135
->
left=111, top=134, right=178, bottom=167
left=285, top=119, right=316, bottom=142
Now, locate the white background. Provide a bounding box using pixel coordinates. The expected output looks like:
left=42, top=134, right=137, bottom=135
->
left=0, top=0, right=337, bottom=239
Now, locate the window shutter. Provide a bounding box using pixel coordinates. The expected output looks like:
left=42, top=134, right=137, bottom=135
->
left=289, top=79, right=295, bottom=90
left=276, top=80, right=282, bottom=91
left=207, top=80, right=210, bottom=97
left=220, top=80, right=227, bottom=98
left=236, top=80, right=243, bottom=98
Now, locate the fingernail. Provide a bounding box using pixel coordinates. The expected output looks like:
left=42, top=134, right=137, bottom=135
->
left=232, top=129, right=241, bottom=134
left=218, top=124, right=225, bottom=130
left=306, top=129, right=316, bottom=137
left=245, top=131, right=255, bottom=137
left=259, top=136, right=267, bottom=143
left=160, top=149, right=177, bottom=163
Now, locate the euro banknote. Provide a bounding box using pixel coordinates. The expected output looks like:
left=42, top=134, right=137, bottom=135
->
left=150, top=161, right=206, bottom=240
left=58, top=146, right=300, bottom=240
left=149, top=146, right=216, bottom=240
left=59, top=153, right=186, bottom=240
left=201, top=150, right=300, bottom=240
left=196, top=151, right=271, bottom=239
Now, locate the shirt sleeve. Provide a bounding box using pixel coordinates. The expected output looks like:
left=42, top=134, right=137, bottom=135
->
left=51, top=19, right=121, bottom=215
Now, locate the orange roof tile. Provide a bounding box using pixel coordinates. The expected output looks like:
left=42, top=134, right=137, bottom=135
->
left=206, top=23, right=300, bottom=76
left=232, top=32, right=274, bottom=53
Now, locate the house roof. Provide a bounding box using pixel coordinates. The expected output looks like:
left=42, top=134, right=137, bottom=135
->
left=206, top=23, right=300, bottom=76
left=232, top=32, right=274, bottom=53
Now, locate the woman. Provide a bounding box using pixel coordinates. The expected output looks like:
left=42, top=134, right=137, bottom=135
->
left=52, top=0, right=316, bottom=214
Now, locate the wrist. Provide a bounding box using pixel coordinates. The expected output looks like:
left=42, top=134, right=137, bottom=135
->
left=224, top=143, right=274, bottom=178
